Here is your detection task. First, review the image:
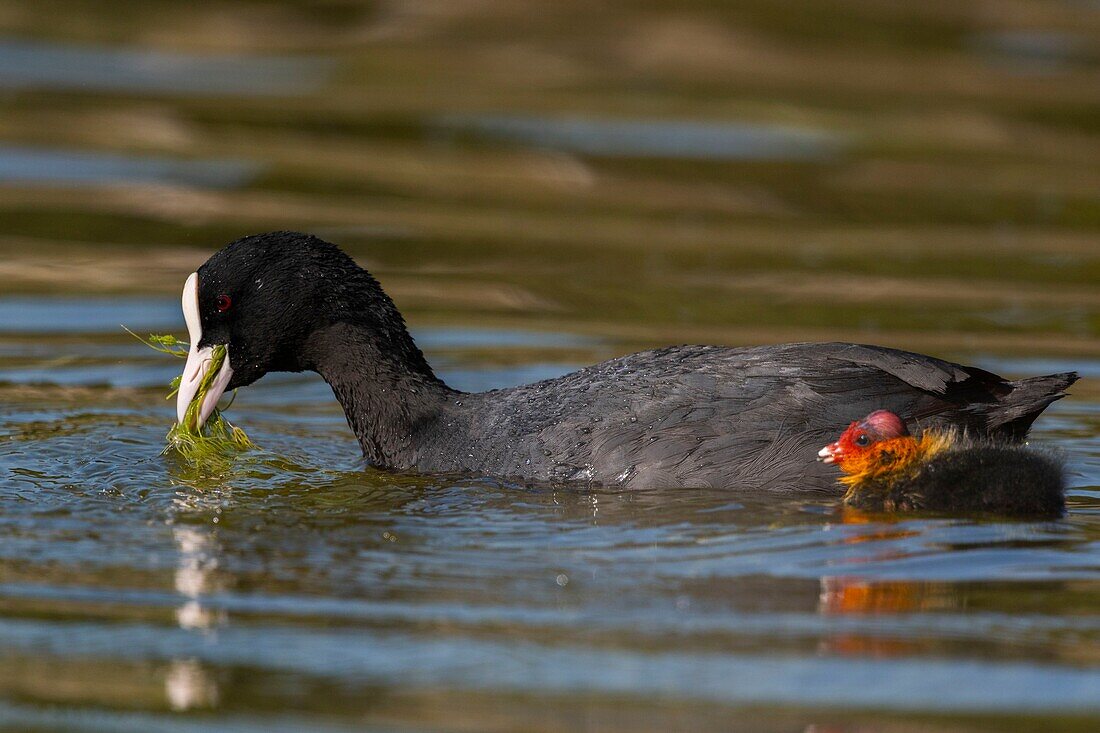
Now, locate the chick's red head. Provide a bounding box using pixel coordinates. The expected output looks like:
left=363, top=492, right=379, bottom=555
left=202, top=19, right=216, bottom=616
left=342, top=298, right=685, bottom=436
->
left=818, top=410, right=909, bottom=467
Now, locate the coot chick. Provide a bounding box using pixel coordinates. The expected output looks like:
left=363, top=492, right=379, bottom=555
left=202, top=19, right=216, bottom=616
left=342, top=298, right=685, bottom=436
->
left=818, top=410, right=1065, bottom=515
left=176, top=231, right=1077, bottom=490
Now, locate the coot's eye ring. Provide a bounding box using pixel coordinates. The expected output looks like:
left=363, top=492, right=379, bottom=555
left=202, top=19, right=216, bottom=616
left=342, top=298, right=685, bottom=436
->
left=215, top=294, right=232, bottom=313
left=854, top=433, right=870, bottom=447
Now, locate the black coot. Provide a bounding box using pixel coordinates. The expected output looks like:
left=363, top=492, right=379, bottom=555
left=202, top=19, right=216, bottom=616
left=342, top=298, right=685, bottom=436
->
left=176, top=232, right=1077, bottom=490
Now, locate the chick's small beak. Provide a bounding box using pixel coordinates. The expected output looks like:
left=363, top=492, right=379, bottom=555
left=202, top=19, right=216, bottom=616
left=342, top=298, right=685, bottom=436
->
left=176, top=272, right=233, bottom=429
left=817, top=442, right=841, bottom=464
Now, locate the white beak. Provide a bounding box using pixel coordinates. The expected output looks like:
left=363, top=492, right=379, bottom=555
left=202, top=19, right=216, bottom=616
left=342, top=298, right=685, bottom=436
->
left=176, top=272, right=233, bottom=429
left=817, top=444, right=838, bottom=464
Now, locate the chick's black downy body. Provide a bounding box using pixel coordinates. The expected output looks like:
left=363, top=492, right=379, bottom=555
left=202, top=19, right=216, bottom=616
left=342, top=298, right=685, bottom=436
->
left=846, top=444, right=1066, bottom=516
left=186, top=232, right=1078, bottom=491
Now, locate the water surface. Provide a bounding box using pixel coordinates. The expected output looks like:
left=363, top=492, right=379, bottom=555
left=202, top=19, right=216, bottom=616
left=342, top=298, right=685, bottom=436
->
left=0, top=299, right=1097, bottom=732
left=0, top=38, right=332, bottom=95
left=0, top=0, right=1098, bottom=730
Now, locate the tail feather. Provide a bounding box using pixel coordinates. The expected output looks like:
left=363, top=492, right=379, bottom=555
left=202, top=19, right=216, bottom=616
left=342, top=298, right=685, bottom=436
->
left=987, top=371, right=1078, bottom=439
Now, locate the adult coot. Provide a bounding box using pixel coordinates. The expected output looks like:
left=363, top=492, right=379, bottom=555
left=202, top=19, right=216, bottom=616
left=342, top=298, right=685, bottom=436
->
left=818, top=410, right=1065, bottom=515
left=176, top=232, right=1077, bottom=490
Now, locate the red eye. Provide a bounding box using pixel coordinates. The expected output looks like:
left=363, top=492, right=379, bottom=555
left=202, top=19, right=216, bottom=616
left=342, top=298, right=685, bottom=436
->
left=215, top=294, right=232, bottom=312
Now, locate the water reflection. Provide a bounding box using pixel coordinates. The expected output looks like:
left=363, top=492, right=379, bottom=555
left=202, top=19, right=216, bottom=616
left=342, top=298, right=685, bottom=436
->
left=971, top=30, right=1093, bottom=74
left=817, top=576, right=961, bottom=657
left=165, top=658, right=219, bottom=712
left=0, top=38, right=332, bottom=95
left=172, top=524, right=226, bottom=632
left=0, top=296, right=181, bottom=333
left=0, top=144, right=259, bottom=188
left=165, top=485, right=230, bottom=711
left=437, top=114, right=847, bottom=161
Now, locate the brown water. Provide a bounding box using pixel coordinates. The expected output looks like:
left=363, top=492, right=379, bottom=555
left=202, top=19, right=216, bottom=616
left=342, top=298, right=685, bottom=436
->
left=0, top=2, right=1098, bottom=731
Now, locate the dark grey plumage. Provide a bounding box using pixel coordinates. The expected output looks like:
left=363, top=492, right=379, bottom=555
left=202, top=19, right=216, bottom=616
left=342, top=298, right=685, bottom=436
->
left=196, top=232, right=1078, bottom=491
left=408, top=343, right=1076, bottom=491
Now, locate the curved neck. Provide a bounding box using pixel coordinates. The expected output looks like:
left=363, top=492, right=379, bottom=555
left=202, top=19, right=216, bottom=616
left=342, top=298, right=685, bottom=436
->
left=304, top=320, right=457, bottom=469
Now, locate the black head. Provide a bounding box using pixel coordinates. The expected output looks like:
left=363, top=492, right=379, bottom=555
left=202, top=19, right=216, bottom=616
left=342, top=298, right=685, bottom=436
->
left=187, top=231, right=425, bottom=390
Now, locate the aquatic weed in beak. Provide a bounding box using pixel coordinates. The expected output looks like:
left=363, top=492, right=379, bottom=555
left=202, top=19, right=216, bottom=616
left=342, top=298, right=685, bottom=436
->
left=167, top=343, right=252, bottom=458
left=125, top=328, right=253, bottom=462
